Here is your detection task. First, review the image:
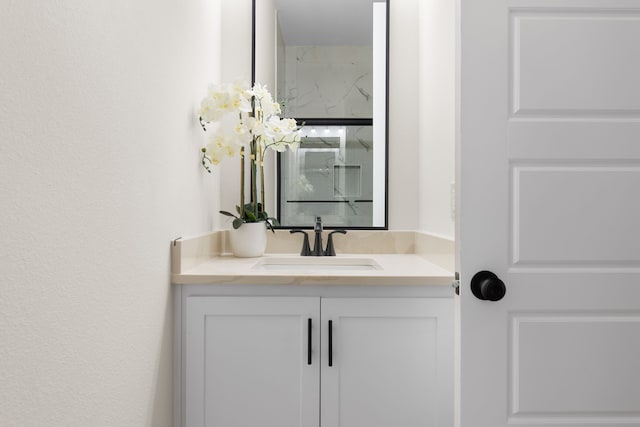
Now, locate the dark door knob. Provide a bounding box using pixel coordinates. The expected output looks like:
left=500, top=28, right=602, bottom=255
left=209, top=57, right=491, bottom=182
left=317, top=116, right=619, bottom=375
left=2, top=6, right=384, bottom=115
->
left=471, top=271, right=506, bottom=301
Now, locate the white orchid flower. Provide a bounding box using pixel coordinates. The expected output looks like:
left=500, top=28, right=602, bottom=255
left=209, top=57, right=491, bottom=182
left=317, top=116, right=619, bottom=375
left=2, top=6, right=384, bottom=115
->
left=283, top=118, right=298, bottom=132
left=231, top=94, right=251, bottom=112
left=198, top=97, right=221, bottom=123
left=261, top=98, right=282, bottom=117
left=204, top=142, right=223, bottom=165
left=198, top=80, right=303, bottom=226
left=245, top=116, right=266, bottom=137
left=265, top=116, right=286, bottom=135
left=233, top=120, right=252, bottom=142
left=251, top=83, right=269, bottom=100
left=231, top=80, right=250, bottom=95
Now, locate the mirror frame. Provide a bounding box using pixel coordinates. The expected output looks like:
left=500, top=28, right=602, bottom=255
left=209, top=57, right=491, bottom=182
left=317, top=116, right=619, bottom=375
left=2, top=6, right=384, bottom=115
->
left=252, top=0, right=390, bottom=230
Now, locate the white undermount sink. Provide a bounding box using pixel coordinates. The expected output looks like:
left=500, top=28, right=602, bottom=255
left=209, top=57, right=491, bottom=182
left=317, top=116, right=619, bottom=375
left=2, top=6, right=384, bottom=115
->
left=252, top=256, right=382, bottom=271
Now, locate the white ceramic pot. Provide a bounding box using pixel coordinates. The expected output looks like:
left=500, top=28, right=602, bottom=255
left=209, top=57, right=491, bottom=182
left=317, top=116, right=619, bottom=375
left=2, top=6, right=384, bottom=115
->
left=229, top=222, right=268, bottom=258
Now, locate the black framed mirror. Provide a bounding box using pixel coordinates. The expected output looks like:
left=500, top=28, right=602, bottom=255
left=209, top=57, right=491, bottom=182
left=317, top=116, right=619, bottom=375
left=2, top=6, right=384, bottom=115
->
left=253, top=0, right=389, bottom=229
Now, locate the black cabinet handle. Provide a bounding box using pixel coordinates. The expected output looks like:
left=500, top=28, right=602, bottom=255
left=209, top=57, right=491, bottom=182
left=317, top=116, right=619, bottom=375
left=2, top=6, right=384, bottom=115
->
left=307, top=318, right=312, bottom=365
left=328, top=320, right=333, bottom=367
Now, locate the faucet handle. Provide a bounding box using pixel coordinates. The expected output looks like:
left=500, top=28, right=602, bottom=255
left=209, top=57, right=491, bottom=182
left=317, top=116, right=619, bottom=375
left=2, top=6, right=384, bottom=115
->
left=324, top=230, right=347, bottom=256
left=290, top=229, right=311, bottom=256
left=314, top=216, right=323, bottom=232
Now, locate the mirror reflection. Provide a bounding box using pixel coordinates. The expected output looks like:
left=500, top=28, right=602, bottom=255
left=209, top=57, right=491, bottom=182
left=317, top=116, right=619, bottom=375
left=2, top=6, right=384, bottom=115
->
left=269, top=0, right=388, bottom=228
left=280, top=125, right=375, bottom=227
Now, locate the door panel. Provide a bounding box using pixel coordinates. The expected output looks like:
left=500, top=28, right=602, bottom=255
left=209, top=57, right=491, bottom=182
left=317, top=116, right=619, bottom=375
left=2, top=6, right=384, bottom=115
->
left=509, top=312, right=640, bottom=422
left=321, top=298, right=453, bottom=427
left=185, top=297, right=319, bottom=427
left=460, top=0, right=640, bottom=426
left=511, top=163, right=640, bottom=267
left=510, top=10, right=640, bottom=118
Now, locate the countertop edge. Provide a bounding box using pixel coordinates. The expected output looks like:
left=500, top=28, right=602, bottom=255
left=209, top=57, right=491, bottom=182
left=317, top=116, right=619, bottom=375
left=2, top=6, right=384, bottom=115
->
left=171, top=273, right=454, bottom=286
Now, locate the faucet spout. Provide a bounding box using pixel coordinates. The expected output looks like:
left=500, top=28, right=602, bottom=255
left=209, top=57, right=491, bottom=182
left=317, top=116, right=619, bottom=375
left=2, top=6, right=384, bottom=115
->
left=312, top=216, right=324, bottom=256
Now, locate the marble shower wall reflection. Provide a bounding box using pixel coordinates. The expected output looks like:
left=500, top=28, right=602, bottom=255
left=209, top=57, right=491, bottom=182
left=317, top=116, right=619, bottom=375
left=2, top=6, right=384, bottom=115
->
left=278, top=45, right=373, bottom=118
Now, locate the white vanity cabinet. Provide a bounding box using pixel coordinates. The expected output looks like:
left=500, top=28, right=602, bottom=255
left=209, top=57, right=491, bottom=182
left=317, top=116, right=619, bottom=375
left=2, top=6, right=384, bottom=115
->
left=177, top=288, right=453, bottom=427
left=184, top=297, right=320, bottom=427
left=320, top=298, right=452, bottom=427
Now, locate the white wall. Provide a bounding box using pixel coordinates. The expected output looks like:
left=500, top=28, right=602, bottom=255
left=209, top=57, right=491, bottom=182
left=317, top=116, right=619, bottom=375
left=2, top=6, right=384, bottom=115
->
left=418, top=0, right=456, bottom=239
left=372, top=0, right=457, bottom=234
left=388, top=0, right=420, bottom=230
left=0, top=0, right=220, bottom=425
left=219, top=0, right=253, bottom=227
left=255, top=0, right=279, bottom=217
left=388, top=0, right=457, bottom=236
left=255, top=0, right=277, bottom=91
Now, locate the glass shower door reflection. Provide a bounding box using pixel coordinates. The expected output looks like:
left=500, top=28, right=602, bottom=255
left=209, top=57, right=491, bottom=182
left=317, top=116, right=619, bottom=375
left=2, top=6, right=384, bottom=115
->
left=279, top=125, right=375, bottom=227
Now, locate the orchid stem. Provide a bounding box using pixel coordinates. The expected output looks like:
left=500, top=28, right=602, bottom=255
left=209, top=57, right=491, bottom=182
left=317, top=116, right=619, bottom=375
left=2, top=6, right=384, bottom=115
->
left=259, top=142, right=265, bottom=215
left=240, top=147, right=245, bottom=220
left=251, top=138, right=257, bottom=217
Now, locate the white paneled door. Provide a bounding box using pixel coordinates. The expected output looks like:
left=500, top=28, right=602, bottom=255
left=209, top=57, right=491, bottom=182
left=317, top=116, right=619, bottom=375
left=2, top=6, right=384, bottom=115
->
left=459, top=0, right=640, bottom=426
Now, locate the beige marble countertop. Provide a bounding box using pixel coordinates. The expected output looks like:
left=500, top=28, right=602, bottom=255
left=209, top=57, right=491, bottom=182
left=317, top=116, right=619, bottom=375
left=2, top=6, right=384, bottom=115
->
left=171, top=230, right=455, bottom=286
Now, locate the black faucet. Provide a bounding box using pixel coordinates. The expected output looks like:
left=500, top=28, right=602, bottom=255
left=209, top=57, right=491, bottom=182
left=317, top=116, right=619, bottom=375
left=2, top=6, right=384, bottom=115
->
left=289, top=229, right=311, bottom=256
left=290, top=217, right=348, bottom=256
left=324, top=230, right=347, bottom=256
left=312, top=216, right=324, bottom=256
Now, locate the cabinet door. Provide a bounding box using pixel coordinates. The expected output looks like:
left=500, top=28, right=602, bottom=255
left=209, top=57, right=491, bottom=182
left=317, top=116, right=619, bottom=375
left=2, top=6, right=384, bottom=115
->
left=320, top=298, right=453, bottom=427
left=184, top=296, right=320, bottom=427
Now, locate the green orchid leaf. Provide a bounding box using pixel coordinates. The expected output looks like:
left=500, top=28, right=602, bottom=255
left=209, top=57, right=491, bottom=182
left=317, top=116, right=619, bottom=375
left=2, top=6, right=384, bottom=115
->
left=265, top=218, right=279, bottom=233
left=219, top=210, right=238, bottom=218
left=244, top=210, right=258, bottom=222
left=232, top=218, right=245, bottom=229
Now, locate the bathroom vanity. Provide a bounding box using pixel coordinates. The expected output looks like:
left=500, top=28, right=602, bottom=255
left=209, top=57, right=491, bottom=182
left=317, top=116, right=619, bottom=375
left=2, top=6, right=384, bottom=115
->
left=172, top=230, right=455, bottom=427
